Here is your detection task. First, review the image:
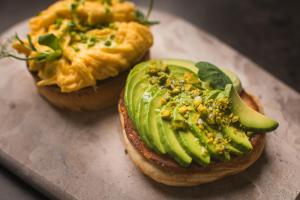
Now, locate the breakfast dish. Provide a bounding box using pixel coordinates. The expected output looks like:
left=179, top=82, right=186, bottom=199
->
left=118, top=59, right=278, bottom=186
left=1, top=0, right=155, bottom=111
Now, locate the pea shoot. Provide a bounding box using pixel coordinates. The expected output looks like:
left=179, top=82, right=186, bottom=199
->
left=135, top=0, right=159, bottom=25
left=0, top=33, right=63, bottom=63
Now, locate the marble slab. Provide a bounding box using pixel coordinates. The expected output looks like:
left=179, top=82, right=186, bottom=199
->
left=0, top=10, right=299, bottom=200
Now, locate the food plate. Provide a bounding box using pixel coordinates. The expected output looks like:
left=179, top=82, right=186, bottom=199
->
left=0, top=11, right=299, bottom=200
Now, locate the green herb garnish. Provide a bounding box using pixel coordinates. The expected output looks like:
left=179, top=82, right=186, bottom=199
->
left=38, top=33, right=62, bottom=51
left=0, top=33, right=62, bottom=63
left=27, top=35, right=37, bottom=51
left=104, top=40, right=112, bottom=47
left=55, top=18, right=63, bottom=29
left=87, top=37, right=97, bottom=48
left=195, top=62, right=232, bottom=90
left=102, top=0, right=112, bottom=6
left=135, top=0, right=159, bottom=25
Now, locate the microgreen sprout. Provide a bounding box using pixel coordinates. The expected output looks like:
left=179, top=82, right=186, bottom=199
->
left=136, top=0, right=159, bottom=25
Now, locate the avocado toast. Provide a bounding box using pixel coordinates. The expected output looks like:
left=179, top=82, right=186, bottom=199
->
left=118, top=59, right=278, bottom=186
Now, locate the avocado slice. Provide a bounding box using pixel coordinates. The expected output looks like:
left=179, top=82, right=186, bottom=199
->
left=125, top=62, right=147, bottom=110
left=138, top=85, right=162, bottom=153
left=229, top=85, right=279, bottom=131
left=172, top=105, right=210, bottom=166
left=222, top=126, right=253, bottom=152
left=178, top=131, right=210, bottom=166
left=157, top=103, right=192, bottom=167
left=128, top=75, right=154, bottom=148
left=187, top=113, right=231, bottom=161
left=145, top=89, right=168, bottom=154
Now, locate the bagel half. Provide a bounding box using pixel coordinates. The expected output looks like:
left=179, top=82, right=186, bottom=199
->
left=118, top=90, right=266, bottom=186
left=29, top=52, right=149, bottom=111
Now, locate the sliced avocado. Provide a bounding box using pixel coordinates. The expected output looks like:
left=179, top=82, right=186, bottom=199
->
left=128, top=76, right=153, bottom=148
left=157, top=103, right=192, bottom=167
left=130, top=76, right=149, bottom=122
left=178, top=131, right=210, bottom=166
left=225, top=145, right=244, bottom=156
left=138, top=85, right=162, bottom=153
left=222, top=126, right=253, bottom=152
left=229, top=85, right=279, bottom=131
left=125, top=62, right=148, bottom=109
left=145, top=89, right=168, bottom=154
left=188, top=113, right=231, bottom=161
left=172, top=105, right=210, bottom=166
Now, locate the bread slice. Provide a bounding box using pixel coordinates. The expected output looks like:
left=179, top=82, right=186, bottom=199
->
left=118, top=90, right=266, bottom=186
left=29, top=52, right=149, bottom=111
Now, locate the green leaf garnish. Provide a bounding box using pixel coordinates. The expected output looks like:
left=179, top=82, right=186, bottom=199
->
left=195, top=62, right=232, bottom=90
left=0, top=33, right=62, bottom=63
left=35, top=50, right=62, bottom=62
left=102, top=0, right=112, bottom=6
left=136, top=0, right=159, bottom=26
left=38, top=33, right=62, bottom=51
left=146, top=0, right=154, bottom=19
left=15, top=34, right=24, bottom=45
left=27, top=35, right=37, bottom=51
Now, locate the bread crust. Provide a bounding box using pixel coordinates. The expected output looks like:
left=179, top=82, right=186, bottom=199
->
left=29, top=52, right=149, bottom=111
left=118, top=90, right=266, bottom=186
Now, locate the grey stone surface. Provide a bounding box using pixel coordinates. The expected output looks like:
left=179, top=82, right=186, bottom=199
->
left=0, top=11, right=299, bottom=200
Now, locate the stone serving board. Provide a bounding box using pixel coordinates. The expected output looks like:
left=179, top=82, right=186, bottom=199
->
left=0, top=10, right=299, bottom=200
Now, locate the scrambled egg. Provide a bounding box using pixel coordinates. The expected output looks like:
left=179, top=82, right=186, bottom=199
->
left=14, top=0, right=153, bottom=92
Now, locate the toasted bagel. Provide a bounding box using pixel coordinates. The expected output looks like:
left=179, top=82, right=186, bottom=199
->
left=118, top=90, right=266, bottom=186
left=29, top=52, right=149, bottom=111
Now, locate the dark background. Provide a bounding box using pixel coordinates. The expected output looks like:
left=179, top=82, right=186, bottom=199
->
left=0, top=0, right=299, bottom=199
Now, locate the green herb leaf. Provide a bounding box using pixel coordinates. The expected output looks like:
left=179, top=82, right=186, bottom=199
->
left=27, top=35, right=37, bottom=51
left=102, top=0, right=112, bottom=6
left=15, top=34, right=24, bottom=45
left=146, top=0, right=154, bottom=19
left=195, top=61, right=232, bottom=90
left=35, top=50, right=62, bottom=62
left=1, top=34, right=63, bottom=63
left=38, top=34, right=61, bottom=51
left=0, top=37, right=29, bottom=61
left=135, top=0, right=159, bottom=26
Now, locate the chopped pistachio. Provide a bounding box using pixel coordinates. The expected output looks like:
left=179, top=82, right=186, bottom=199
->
left=149, top=76, right=158, bottom=84
left=163, top=92, right=171, bottom=101
left=161, top=109, right=171, bottom=120
left=196, top=104, right=207, bottom=114
left=161, top=64, right=170, bottom=73
left=183, top=113, right=189, bottom=119
left=148, top=66, right=160, bottom=75
left=198, top=124, right=204, bottom=129
left=184, top=84, right=193, bottom=91
left=160, top=98, right=167, bottom=105
left=232, top=115, right=239, bottom=123
left=178, top=105, right=188, bottom=115
left=170, top=87, right=181, bottom=95
left=191, top=89, right=201, bottom=96
left=158, top=73, right=168, bottom=85
left=171, top=120, right=188, bottom=131
left=193, top=99, right=202, bottom=107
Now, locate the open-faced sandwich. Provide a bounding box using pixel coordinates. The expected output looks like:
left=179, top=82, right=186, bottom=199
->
left=0, top=0, right=156, bottom=111
left=118, top=59, right=278, bottom=186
